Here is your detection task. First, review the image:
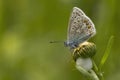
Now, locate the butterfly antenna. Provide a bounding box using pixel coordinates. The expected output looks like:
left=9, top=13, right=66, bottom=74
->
left=49, top=41, right=64, bottom=43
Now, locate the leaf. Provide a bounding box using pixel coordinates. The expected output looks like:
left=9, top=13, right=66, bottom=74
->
left=98, top=36, right=114, bottom=71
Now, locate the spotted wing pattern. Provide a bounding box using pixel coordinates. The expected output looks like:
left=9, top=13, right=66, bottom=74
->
left=67, top=7, right=96, bottom=47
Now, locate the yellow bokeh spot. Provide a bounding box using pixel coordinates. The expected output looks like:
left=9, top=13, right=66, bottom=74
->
left=2, top=32, right=22, bottom=58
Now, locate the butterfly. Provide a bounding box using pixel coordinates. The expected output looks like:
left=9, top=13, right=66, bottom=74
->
left=64, top=7, right=96, bottom=49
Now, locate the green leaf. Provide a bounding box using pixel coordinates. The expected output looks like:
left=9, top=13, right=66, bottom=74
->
left=98, top=36, right=114, bottom=71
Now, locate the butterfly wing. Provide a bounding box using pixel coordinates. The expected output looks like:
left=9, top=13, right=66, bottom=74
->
left=67, top=7, right=96, bottom=46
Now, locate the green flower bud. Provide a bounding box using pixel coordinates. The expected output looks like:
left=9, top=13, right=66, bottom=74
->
left=72, top=41, right=96, bottom=61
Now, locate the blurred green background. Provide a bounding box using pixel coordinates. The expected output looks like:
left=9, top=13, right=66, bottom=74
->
left=0, top=0, right=120, bottom=80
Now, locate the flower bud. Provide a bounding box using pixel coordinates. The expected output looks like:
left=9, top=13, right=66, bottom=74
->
left=72, top=41, right=96, bottom=61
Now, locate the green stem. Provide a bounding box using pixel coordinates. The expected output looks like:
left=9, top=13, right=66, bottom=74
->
left=92, top=59, right=105, bottom=80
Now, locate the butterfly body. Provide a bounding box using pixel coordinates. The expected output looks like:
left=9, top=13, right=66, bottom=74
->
left=64, top=41, right=78, bottom=49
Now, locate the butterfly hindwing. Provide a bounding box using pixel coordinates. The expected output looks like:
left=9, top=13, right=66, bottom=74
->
left=67, top=7, right=96, bottom=47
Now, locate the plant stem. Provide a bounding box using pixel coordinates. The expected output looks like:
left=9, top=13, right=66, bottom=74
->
left=76, top=64, right=99, bottom=80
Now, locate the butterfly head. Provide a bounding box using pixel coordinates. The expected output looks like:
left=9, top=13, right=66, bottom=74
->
left=64, top=41, right=79, bottom=49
